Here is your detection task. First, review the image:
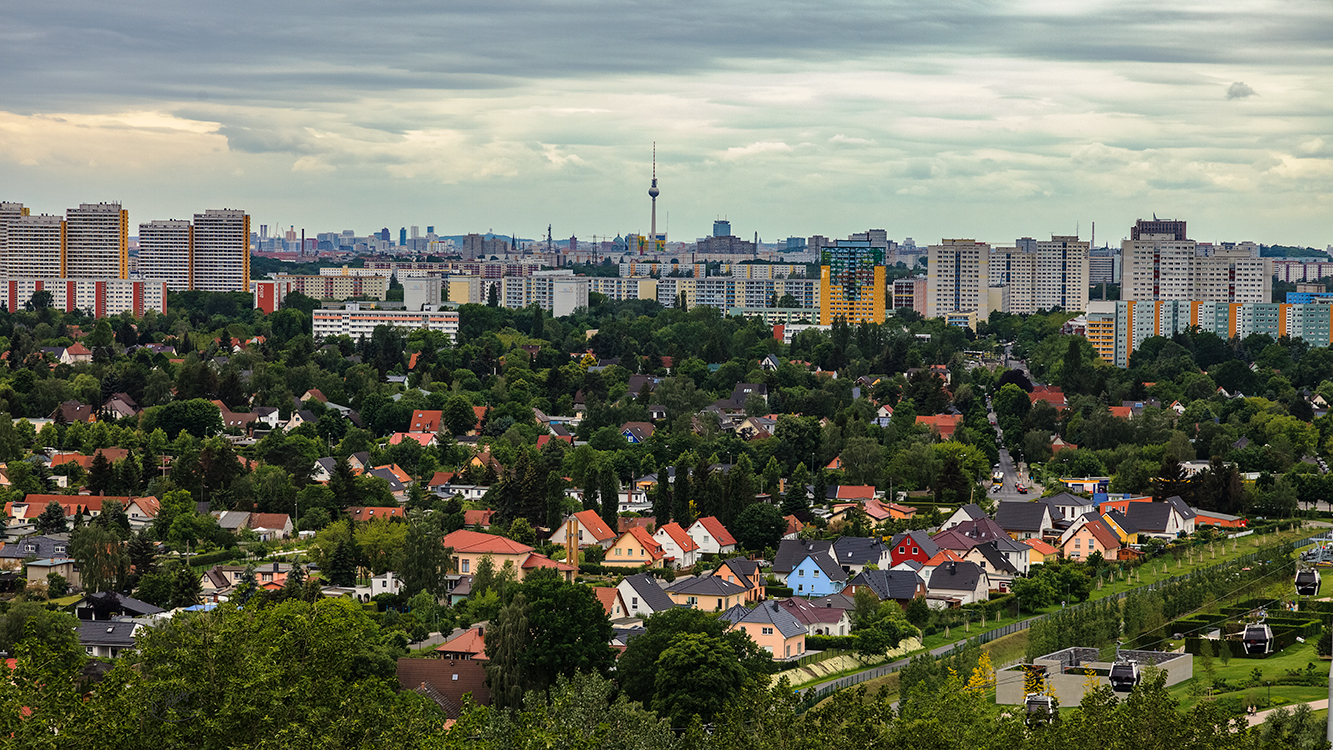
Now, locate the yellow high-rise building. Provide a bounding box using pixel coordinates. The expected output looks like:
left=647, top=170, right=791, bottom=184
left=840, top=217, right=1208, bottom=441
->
left=818, top=242, right=886, bottom=324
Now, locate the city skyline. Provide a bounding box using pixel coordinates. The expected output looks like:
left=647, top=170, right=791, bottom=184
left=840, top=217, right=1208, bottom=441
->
left=1, top=2, right=1330, bottom=246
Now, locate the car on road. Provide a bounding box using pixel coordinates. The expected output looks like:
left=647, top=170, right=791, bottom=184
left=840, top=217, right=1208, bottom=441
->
left=1015, top=484, right=1028, bottom=494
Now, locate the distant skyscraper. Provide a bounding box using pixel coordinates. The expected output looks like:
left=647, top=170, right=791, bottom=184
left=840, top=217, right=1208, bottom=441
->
left=713, top=219, right=731, bottom=238
left=6, top=213, right=65, bottom=279
left=0, top=202, right=30, bottom=259
left=1130, top=217, right=1187, bottom=241
left=65, top=202, right=128, bottom=278
left=926, top=239, right=991, bottom=319
left=139, top=219, right=194, bottom=290
left=192, top=209, right=250, bottom=292
left=818, top=241, right=886, bottom=325
left=400, top=227, right=408, bottom=246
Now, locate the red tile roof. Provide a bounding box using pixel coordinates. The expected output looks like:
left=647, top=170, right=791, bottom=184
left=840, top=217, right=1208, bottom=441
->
left=536, top=434, right=574, bottom=450
left=573, top=509, right=617, bottom=543
left=656, top=521, right=699, bottom=553
left=694, top=516, right=736, bottom=547
left=521, top=553, right=576, bottom=572
left=916, top=414, right=962, bottom=438
left=832, top=485, right=876, bottom=500
left=434, top=627, right=486, bottom=657
left=1023, top=538, right=1057, bottom=555
left=347, top=506, right=406, bottom=521
left=462, top=509, right=496, bottom=527
left=623, top=526, right=666, bottom=561
left=248, top=513, right=291, bottom=531
left=388, top=432, right=436, bottom=447
left=443, top=529, right=533, bottom=555
left=593, top=586, right=622, bottom=616
left=410, top=410, right=443, bottom=432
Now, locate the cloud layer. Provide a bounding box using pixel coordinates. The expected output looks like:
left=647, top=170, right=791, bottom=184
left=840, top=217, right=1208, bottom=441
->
left=0, top=1, right=1330, bottom=245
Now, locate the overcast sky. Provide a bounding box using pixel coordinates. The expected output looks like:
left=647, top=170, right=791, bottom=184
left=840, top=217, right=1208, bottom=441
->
left=2, top=1, right=1330, bottom=247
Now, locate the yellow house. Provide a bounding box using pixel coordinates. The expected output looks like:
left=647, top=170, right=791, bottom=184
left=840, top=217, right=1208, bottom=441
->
left=721, top=600, right=807, bottom=660
left=604, top=527, right=666, bottom=569
left=1022, top=538, right=1058, bottom=565
left=665, top=575, right=749, bottom=611
left=441, top=529, right=575, bottom=582
left=1100, top=510, right=1139, bottom=545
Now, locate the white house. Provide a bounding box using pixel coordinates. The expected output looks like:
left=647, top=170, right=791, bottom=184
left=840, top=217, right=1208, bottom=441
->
left=653, top=522, right=700, bottom=568
left=686, top=516, right=737, bottom=555
left=370, top=571, right=404, bottom=597
left=617, top=572, right=677, bottom=617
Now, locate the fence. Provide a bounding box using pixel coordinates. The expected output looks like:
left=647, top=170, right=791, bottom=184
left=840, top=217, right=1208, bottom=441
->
left=794, top=532, right=1321, bottom=713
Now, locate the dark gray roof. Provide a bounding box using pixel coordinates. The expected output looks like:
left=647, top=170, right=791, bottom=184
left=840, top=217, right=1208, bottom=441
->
left=1124, top=502, right=1173, bottom=533
left=77, top=621, right=140, bottom=648
left=366, top=468, right=405, bottom=492
left=75, top=591, right=165, bottom=618
left=1104, top=509, right=1138, bottom=534
left=928, top=561, right=986, bottom=592
left=830, top=536, right=889, bottom=567
left=794, top=550, right=846, bottom=582
left=773, top=539, right=833, bottom=574
left=666, top=575, right=748, bottom=597
left=1039, top=492, right=1095, bottom=509
left=954, top=503, right=988, bottom=521
left=620, top=573, right=676, bottom=612
left=0, top=534, right=70, bottom=560
left=889, top=530, right=939, bottom=559
left=847, top=569, right=923, bottom=601
left=1165, top=495, right=1196, bottom=520
left=973, top=541, right=1018, bottom=576
left=720, top=600, right=805, bottom=639
left=806, top=593, right=856, bottom=610
left=994, top=501, right=1051, bottom=532
left=719, top=558, right=759, bottom=580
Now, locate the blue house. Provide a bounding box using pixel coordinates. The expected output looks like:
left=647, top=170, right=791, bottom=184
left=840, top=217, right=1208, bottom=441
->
left=620, top=421, right=655, bottom=444
left=788, top=551, right=846, bottom=597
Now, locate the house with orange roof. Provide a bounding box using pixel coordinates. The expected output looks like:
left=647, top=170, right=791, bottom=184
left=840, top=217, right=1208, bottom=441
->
left=686, top=516, right=737, bottom=555
left=916, top=414, right=962, bottom=439
left=441, top=529, right=573, bottom=582
left=918, top=549, right=967, bottom=584
left=470, top=406, right=490, bottom=435
left=781, top=514, right=809, bottom=540
left=548, top=509, right=618, bottom=549
left=1051, top=436, right=1078, bottom=453
left=536, top=434, right=574, bottom=450
left=302, top=388, right=329, bottom=403
left=468, top=452, right=503, bottom=474
left=1023, top=538, right=1058, bottom=565
left=1108, top=406, right=1133, bottom=420
left=49, top=447, right=131, bottom=470
left=462, top=509, right=495, bottom=528
left=1058, top=515, right=1121, bottom=561
left=593, top=586, right=629, bottom=619
left=435, top=627, right=487, bottom=660
left=711, top=558, right=765, bottom=603
left=830, top=497, right=916, bottom=524
left=652, top=522, right=700, bottom=568
left=427, top=471, right=457, bottom=493
left=248, top=513, right=293, bottom=540
left=409, top=410, right=443, bottom=433
left=347, top=506, right=406, bottom=522
left=1029, top=385, right=1067, bottom=409
left=125, top=496, right=160, bottom=529
left=604, top=527, right=666, bottom=569
left=825, top=456, right=843, bottom=471
left=388, top=432, right=438, bottom=448
left=11, top=494, right=129, bottom=522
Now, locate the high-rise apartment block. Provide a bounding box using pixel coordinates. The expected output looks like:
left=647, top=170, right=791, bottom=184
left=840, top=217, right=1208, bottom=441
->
left=64, top=202, right=128, bottom=278
left=1122, top=235, right=1268, bottom=303
left=139, top=219, right=193, bottom=290
left=818, top=241, right=886, bottom=324
left=192, top=209, right=251, bottom=292
left=892, top=277, right=927, bottom=316
left=1130, top=217, right=1186, bottom=241
left=926, top=239, right=991, bottom=320
left=4, top=213, right=65, bottom=279
left=0, top=202, right=31, bottom=256
left=501, top=270, right=589, bottom=316
left=928, top=235, right=1091, bottom=321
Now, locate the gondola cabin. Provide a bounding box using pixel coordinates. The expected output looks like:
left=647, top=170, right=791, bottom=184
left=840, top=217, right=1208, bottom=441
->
left=1024, top=694, right=1054, bottom=724
left=1296, top=570, right=1321, bottom=597
left=1242, top=624, right=1273, bottom=656
left=1109, top=660, right=1140, bottom=692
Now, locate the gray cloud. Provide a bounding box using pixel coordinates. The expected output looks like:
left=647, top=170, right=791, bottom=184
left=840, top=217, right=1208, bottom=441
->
left=1226, top=82, right=1258, bottom=99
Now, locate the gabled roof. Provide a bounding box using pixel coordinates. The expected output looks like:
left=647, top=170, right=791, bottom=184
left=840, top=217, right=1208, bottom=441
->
left=780, top=596, right=848, bottom=625
left=994, top=501, right=1052, bottom=531
left=952, top=503, right=988, bottom=521
left=846, top=569, right=923, bottom=601
left=717, top=557, right=758, bottom=580
left=388, top=432, right=436, bottom=447
left=924, top=549, right=967, bottom=567
left=692, top=516, right=736, bottom=547
left=794, top=550, right=846, bottom=581
left=520, top=553, right=576, bottom=572
left=667, top=575, right=748, bottom=597
left=826, top=485, right=876, bottom=500
left=830, top=536, right=889, bottom=567
left=657, top=522, right=699, bottom=553
left=434, top=627, right=486, bottom=657
left=1074, top=516, right=1122, bottom=550
left=572, top=509, right=617, bottom=543
left=75, top=591, right=165, bottom=617
left=1103, top=508, right=1138, bottom=534
left=1023, top=538, right=1057, bottom=555
left=972, top=541, right=1018, bottom=575
left=462, top=509, right=495, bottom=527
left=249, top=513, right=291, bottom=530
left=720, top=599, right=805, bottom=639
left=1038, top=492, right=1095, bottom=509
left=593, top=586, right=623, bottom=617
left=1164, top=495, right=1196, bottom=520
left=928, top=561, right=986, bottom=591
left=773, top=539, right=833, bottom=574
left=410, top=410, right=443, bottom=432
left=620, top=572, right=677, bottom=611
left=442, top=529, right=534, bottom=556
left=889, top=530, right=939, bottom=559
left=620, top=421, right=655, bottom=442
left=77, top=621, right=140, bottom=647
left=621, top=526, right=666, bottom=561
left=347, top=506, right=405, bottom=521
left=1123, top=502, right=1174, bottom=533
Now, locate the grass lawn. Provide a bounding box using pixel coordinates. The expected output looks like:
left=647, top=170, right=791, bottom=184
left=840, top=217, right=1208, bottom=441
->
left=1170, top=638, right=1329, bottom=715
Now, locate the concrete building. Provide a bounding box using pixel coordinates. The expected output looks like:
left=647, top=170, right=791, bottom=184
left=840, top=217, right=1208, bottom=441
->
left=1089, top=246, right=1118, bottom=285
left=892, top=276, right=927, bottom=315
left=818, top=241, right=886, bottom=324
left=65, top=203, right=128, bottom=279
left=402, top=276, right=442, bottom=311
left=0, top=202, right=29, bottom=257
left=589, top=276, right=657, bottom=302
left=926, top=239, right=991, bottom=320
left=1122, top=232, right=1268, bottom=304
left=252, top=274, right=390, bottom=313
left=501, top=270, right=588, bottom=315
left=138, top=219, right=193, bottom=290
left=312, top=304, right=459, bottom=341
left=657, top=276, right=818, bottom=312
left=192, top=209, right=251, bottom=292
left=1, top=278, right=166, bottom=316
left=726, top=307, right=819, bottom=325
left=1272, top=259, right=1333, bottom=283
left=5, top=213, right=65, bottom=279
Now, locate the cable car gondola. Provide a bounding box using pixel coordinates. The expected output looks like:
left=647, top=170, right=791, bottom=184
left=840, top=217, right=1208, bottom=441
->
left=1024, top=694, right=1054, bottom=725
left=1296, top=569, right=1321, bottom=598
left=1109, top=659, right=1140, bottom=693
left=1242, top=623, right=1273, bottom=656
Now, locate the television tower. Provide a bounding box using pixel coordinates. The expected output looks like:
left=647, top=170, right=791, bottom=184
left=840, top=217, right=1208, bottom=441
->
left=648, top=143, right=660, bottom=255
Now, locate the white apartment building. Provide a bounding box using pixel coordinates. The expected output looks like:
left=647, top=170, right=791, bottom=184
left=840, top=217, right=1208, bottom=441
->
left=1, top=278, right=166, bottom=316
left=1032, top=235, right=1090, bottom=312
left=138, top=219, right=193, bottom=290
left=65, top=203, right=128, bottom=279
left=312, top=304, right=459, bottom=341
left=926, top=239, right=991, bottom=319
left=1122, top=236, right=1269, bottom=303
left=0, top=202, right=30, bottom=257
left=501, top=270, right=588, bottom=316
left=655, top=276, right=818, bottom=311
left=192, top=209, right=250, bottom=292
left=589, top=276, right=657, bottom=302
left=5, top=214, right=65, bottom=279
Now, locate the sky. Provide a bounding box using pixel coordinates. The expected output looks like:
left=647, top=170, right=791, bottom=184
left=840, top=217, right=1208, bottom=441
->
left=1, top=1, right=1331, bottom=248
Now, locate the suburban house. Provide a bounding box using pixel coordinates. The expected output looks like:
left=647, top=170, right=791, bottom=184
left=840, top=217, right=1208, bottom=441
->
left=916, top=414, right=962, bottom=439
left=931, top=518, right=1015, bottom=554
left=441, top=529, right=575, bottom=582
left=666, top=575, right=749, bottom=611
left=1038, top=492, right=1098, bottom=522
left=829, top=536, right=892, bottom=575
left=620, top=422, right=655, bottom=444
left=940, top=503, right=988, bottom=531
left=388, top=432, right=438, bottom=448
left=409, top=410, right=443, bottom=432
left=927, top=561, right=991, bottom=606
left=397, top=655, right=490, bottom=719
left=370, top=571, right=404, bottom=597
left=617, top=572, right=678, bottom=617
left=27, top=558, right=80, bottom=588
left=548, top=509, right=618, bottom=549
left=248, top=513, right=294, bottom=540
left=843, top=569, right=927, bottom=608
left=918, top=549, right=968, bottom=586
left=434, top=626, right=487, bottom=661
left=1059, top=514, right=1122, bottom=561
left=1192, top=507, right=1246, bottom=529
left=1122, top=497, right=1196, bottom=539
left=347, top=506, right=406, bottom=523
left=0, top=534, right=71, bottom=569
left=603, top=527, right=667, bottom=569
left=594, top=586, right=630, bottom=619
left=710, top=558, right=764, bottom=603
left=102, top=392, right=140, bottom=420
left=78, top=620, right=142, bottom=658
left=994, top=501, right=1055, bottom=540
left=50, top=400, right=97, bottom=423
left=888, top=530, right=940, bottom=568
left=965, top=540, right=1021, bottom=591
left=1100, top=509, right=1139, bottom=544
left=653, top=522, right=701, bottom=568
left=721, top=600, right=806, bottom=659
left=779, top=596, right=852, bottom=637
left=73, top=592, right=164, bottom=621
left=773, top=539, right=833, bottom=584
left=788, top=549, right=847, bottom=597
left=1023, top=538, right=1059, bottom=565
left=686, top=516, right=736, bottom=555
left=829, top=496, right=916, bottom=525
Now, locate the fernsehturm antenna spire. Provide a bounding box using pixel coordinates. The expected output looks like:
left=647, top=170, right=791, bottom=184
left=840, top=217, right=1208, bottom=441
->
left=648, top=143, right=659, bottom=254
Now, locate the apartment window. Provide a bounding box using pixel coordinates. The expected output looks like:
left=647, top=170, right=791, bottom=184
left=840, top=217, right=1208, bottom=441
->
left=716, top=598, right=723, bottom=609
left=687, top=596, right=698, bottom=606
left=461, top=560, right=470, bottom=573
left=631, top=597, right=638, bottom=606
left=762, top=627, right=774, bottom=635
left=814, top=570, right=820, bottom=578
left=798, top=569, right=805, bottom=577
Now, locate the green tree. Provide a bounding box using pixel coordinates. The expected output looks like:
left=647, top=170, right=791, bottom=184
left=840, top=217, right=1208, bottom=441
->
left=617, top=605, right=769, bottom=706
left=781, top=461, right=811, bottom=521
left=399, top=515, right=450, bottom=598
left=34, top=500, right=68, bottom=535
left=652, top=633, right=750, bottom=726
left=443, top=394, right=476, bottom=437
left=70, top=524, right=130, bottom=593
left=732, top=502, right=787, bottom=552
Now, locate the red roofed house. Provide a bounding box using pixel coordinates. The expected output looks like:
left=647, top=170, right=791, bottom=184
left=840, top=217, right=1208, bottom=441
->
left=410, top=410, right=443, bottom=433
left=1050, top=436, right=1078, bottom=453
left=593, top=586, right=630, bottom=619
left=125, top=496, right=160, bottom=529
left=427, top=471, right=457, bottom=492
left=462, top=509, right=496, bottom=528
left=347, top=506, right=406, bottom=522
left=434, top=627, right=487, bottom=660
left=248, top=513, right=294, bottom=540
left=1023, top=538, right=1058, bottom=565
left=1029, top=385, right=1067, bottom=409
left=652, top=522, right=700, bottom=568
left=604, top=527, right=666, bottom=569
left=442, top=529, right=574, bottom=582
left=470, top=406, right=490, bottom=435
left=536, top=434, right=574, bottom=450
left=1108, top=406, right=1133, bottom=420
left=547, top=509, right=617, bottom=549
left=916, top=414, right=962, bottom=439
left=302, top=388, right=329, bottom=403
left=1059, top=515, right=1121, bottom=561
left=686, top=516, right=737, bottom=555
left=50, top=401, right=97, bottom=424
left=388, top=432, right=438, bottom=448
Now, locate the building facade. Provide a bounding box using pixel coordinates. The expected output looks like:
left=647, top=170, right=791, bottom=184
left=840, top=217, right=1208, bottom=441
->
left=818, top=241, right=886, bottom=324
left=926, top=239, right=991, bottom=320
left=892, top=277, right=927, bottom=315
left=501, top=270, right=589, bottom=316
left=311, top=304, right=459, bottom=340
left=192, top=209, right=250, bottom=292
left=1122, top=234, right=1268, bottom=304
left=1, top=278, right=166, bottom=316
left=64, top=203, right=128, bottom=279
left=5, top=213, right=65, bottom=279
left=138, top=219, right=193, bottom=290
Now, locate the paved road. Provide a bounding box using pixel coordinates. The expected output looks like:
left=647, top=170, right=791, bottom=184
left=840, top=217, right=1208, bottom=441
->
left=1246, top=698, right=1328, bottom=726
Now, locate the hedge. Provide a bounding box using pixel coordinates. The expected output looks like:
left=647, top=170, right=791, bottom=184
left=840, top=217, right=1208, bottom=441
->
left=766, top=585, right=794, bottom=598
left=186, top=547, right=242, bottom=569
left=806, top=634, right=858, bottom=651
